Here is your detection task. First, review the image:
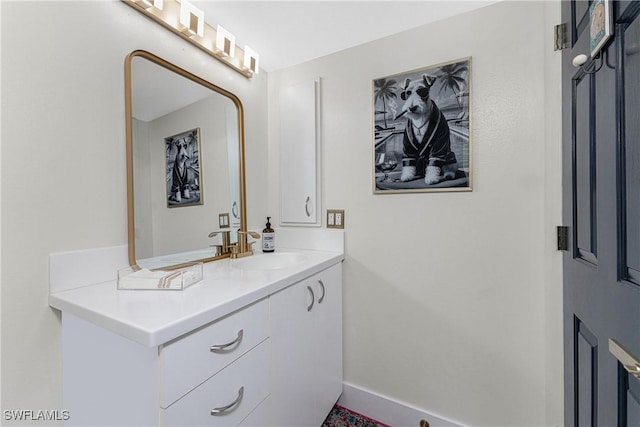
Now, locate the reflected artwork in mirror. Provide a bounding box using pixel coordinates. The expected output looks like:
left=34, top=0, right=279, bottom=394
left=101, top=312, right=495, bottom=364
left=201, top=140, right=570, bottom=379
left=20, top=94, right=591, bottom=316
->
left=125, top=50, right=247, bottom=270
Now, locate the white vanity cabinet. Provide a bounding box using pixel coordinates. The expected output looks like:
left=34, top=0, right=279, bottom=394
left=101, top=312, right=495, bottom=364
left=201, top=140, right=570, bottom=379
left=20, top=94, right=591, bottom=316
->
left=55, top=249, right=344, bottom=427
left=62, top=299, right=270, bottom=427
left=269, top=262, right=343, bottom=426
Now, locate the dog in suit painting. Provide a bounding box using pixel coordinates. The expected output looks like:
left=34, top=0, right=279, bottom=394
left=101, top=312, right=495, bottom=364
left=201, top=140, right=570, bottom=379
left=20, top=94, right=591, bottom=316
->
left=396, top=75, right=458, bottom=185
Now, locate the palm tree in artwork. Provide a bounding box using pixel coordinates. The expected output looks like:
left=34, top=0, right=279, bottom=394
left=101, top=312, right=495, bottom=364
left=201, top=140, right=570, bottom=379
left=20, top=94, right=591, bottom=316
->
left=437, top=62, right=468, bottom=108
left=374, top=78, right=397, bottom=129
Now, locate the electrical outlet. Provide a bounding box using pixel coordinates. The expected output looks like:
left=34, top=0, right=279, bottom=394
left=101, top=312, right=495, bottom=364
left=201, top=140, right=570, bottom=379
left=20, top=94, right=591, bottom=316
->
left=326, top=209, right=344, bottom=229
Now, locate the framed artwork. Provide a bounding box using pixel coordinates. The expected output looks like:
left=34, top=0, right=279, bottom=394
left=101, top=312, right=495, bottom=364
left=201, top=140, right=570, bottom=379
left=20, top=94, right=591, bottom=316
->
left=165, top=128, right=202, bottom=207
left=590, top=0, right=612, bottom=58
left=373, top=58, right=472, bottom=194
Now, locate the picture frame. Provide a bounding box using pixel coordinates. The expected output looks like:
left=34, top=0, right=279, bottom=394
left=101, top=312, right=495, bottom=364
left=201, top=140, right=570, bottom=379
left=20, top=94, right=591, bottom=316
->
left=373, top=58, right=472, bottom=194
left=590, top=0, right=612, bottom=58
left=165, top=128, right=203, bottom=207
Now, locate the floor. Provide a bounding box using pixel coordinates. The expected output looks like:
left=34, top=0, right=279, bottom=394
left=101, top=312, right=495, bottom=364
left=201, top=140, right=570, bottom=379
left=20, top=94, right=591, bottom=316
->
left=322, top=405, right=390, bottom=427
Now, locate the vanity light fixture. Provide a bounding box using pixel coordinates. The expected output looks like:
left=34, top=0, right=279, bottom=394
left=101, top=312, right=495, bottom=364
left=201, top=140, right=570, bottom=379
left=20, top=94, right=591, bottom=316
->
left=133, top=0, right=163, bottom=10
left=215, top=25, right=236, bottom=57
left=121, top=0, right=259, bottom=78
left=178, top=0, right=204, bottom=38
left=243, top=46, right=260, bottom=74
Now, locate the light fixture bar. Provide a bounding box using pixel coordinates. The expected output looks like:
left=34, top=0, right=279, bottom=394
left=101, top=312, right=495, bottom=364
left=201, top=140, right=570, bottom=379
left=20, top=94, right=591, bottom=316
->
left=122, top=0, right=257, bottom=78
left=133, top=0, right=163, bottom=10
left=215, top=25, right=236, bottom=57
left=179, top=0, right=204, bottom=38
left=243, top=45, right=260, bottom=74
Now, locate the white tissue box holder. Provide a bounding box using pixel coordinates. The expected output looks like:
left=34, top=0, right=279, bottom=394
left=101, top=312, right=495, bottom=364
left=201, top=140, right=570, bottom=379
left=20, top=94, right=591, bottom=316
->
left=117, top=262, right=203, bottom=290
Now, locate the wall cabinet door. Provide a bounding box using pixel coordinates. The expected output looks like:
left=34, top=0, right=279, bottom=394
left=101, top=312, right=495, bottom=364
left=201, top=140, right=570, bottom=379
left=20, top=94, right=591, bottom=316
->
left=269, top=263, right=343, bottom=426
left=279, top=78, right=321, bottom=225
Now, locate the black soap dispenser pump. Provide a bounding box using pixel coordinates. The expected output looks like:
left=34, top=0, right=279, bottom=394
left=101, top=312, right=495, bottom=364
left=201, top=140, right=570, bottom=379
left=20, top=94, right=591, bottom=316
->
left=262, top=217, right=275, bottom=253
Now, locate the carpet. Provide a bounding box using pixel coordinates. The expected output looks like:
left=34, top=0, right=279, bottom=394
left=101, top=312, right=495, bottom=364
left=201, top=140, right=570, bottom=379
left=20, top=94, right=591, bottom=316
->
left=322, top=405, right=391, bottom=427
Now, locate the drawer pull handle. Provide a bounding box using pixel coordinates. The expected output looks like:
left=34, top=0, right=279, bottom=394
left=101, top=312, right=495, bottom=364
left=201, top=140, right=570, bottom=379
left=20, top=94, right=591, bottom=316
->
left=307, top=286, right=315, bottom=312
left=210, top=330, right=244, bottom=353
left=211, top=386, right=244, bottom=416
left=318, top=279, right=326, bottom=304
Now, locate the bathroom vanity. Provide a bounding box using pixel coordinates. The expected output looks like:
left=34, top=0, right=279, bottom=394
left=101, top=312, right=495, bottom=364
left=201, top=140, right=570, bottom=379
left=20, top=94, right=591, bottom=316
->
left=49, top=232, right=344, bottom=427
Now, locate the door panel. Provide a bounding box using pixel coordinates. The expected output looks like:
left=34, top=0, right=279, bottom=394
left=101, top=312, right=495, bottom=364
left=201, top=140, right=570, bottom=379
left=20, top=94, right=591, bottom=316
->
left=622, top=12, right=640, bottom=282
left=575, top=317, right=598, bottom=427
left=610, top=337, right=640, bottom=426
left=573, top=70, right=597, bottom=263
left=573, top=1, right=591, bottom=39
left=623, top=371, right=640, bottom=425
left=614, top=364, right=640, bottom=426
left=563, top=1, right=640, bottom=426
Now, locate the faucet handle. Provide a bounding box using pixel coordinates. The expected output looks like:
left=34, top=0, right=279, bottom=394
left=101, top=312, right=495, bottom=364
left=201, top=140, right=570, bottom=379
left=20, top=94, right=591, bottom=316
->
left=238, top=230, right=261, bottom=239
left=208, top=230, right=231, bottom=238
left=209, top=230, right=232, bottom=255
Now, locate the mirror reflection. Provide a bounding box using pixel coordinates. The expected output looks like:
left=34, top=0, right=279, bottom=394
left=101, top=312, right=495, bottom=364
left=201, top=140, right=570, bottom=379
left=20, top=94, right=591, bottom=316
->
left=126, top=50, right=246, bottom=269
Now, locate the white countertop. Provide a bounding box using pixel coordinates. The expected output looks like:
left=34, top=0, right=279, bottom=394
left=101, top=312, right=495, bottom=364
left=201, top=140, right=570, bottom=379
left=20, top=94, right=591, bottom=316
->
left=49, top=248, right=343, bottom=347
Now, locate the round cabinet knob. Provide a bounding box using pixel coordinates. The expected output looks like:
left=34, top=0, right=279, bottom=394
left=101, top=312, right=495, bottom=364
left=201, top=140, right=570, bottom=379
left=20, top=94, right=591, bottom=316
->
left=572, top=54, right=588, bottom=68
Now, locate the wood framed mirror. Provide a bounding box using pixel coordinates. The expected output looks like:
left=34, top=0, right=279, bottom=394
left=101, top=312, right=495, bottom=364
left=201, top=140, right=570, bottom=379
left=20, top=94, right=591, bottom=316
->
left=125, top=50, right=247, bottom=269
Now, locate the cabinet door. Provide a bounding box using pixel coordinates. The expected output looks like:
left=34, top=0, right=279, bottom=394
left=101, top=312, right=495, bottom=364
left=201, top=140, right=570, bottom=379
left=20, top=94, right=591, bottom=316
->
left=269, top=264, right=343, bottom=426
left=279, top=78, right=321, bottom=225
left=310, top=263, right=343, bottom=424
left=269, top=277, right=316, bottom=425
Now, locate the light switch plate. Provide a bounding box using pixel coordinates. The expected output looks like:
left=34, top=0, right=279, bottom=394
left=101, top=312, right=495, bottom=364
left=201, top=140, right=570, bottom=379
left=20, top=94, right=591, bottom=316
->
left=327, top=209, right=344, bottom=229
left=219, top=213, right=230, bottom=228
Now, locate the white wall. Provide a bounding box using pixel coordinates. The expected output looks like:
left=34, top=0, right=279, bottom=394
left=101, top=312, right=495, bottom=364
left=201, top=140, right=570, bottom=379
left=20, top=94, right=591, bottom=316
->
left=269, top=1, right=562, bottom=425
left=1, top=1, right=269, bottom=420
left=543, top=2, right=564, bottom=426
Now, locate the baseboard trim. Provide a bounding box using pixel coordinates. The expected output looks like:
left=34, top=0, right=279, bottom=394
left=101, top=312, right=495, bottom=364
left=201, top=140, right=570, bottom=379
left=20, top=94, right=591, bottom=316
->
left=337, top=382, right=466, bottom=427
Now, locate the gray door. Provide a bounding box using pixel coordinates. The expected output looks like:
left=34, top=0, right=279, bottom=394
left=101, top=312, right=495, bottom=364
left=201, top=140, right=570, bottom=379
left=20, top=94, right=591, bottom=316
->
left=562, top=1, right=640, bottom=425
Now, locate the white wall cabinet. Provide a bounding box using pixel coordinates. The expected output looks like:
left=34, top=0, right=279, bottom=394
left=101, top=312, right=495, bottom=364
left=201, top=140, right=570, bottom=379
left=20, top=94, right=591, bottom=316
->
left=279, top=78, right=321, bottom=226
left=60, top=261, right=342, bottom=427
left=269, top=263, right=343, bottom=426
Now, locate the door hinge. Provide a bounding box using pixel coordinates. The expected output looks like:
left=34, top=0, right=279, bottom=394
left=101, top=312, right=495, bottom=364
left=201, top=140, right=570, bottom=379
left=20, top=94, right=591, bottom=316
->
left=557, top=226, right=569, bottom=251
left=554, top=23, right=569, bottom=51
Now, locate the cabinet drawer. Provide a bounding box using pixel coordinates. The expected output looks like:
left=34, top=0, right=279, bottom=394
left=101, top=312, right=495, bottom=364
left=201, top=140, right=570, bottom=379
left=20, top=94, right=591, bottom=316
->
left=160, top=299, right=268, bottom=407
left=161, top=340, right=269, bottom=427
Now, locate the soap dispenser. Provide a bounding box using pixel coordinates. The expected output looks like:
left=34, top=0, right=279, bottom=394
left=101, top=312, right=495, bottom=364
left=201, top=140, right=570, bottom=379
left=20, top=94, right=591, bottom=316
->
left=262, top=217, right=275, bottom=253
